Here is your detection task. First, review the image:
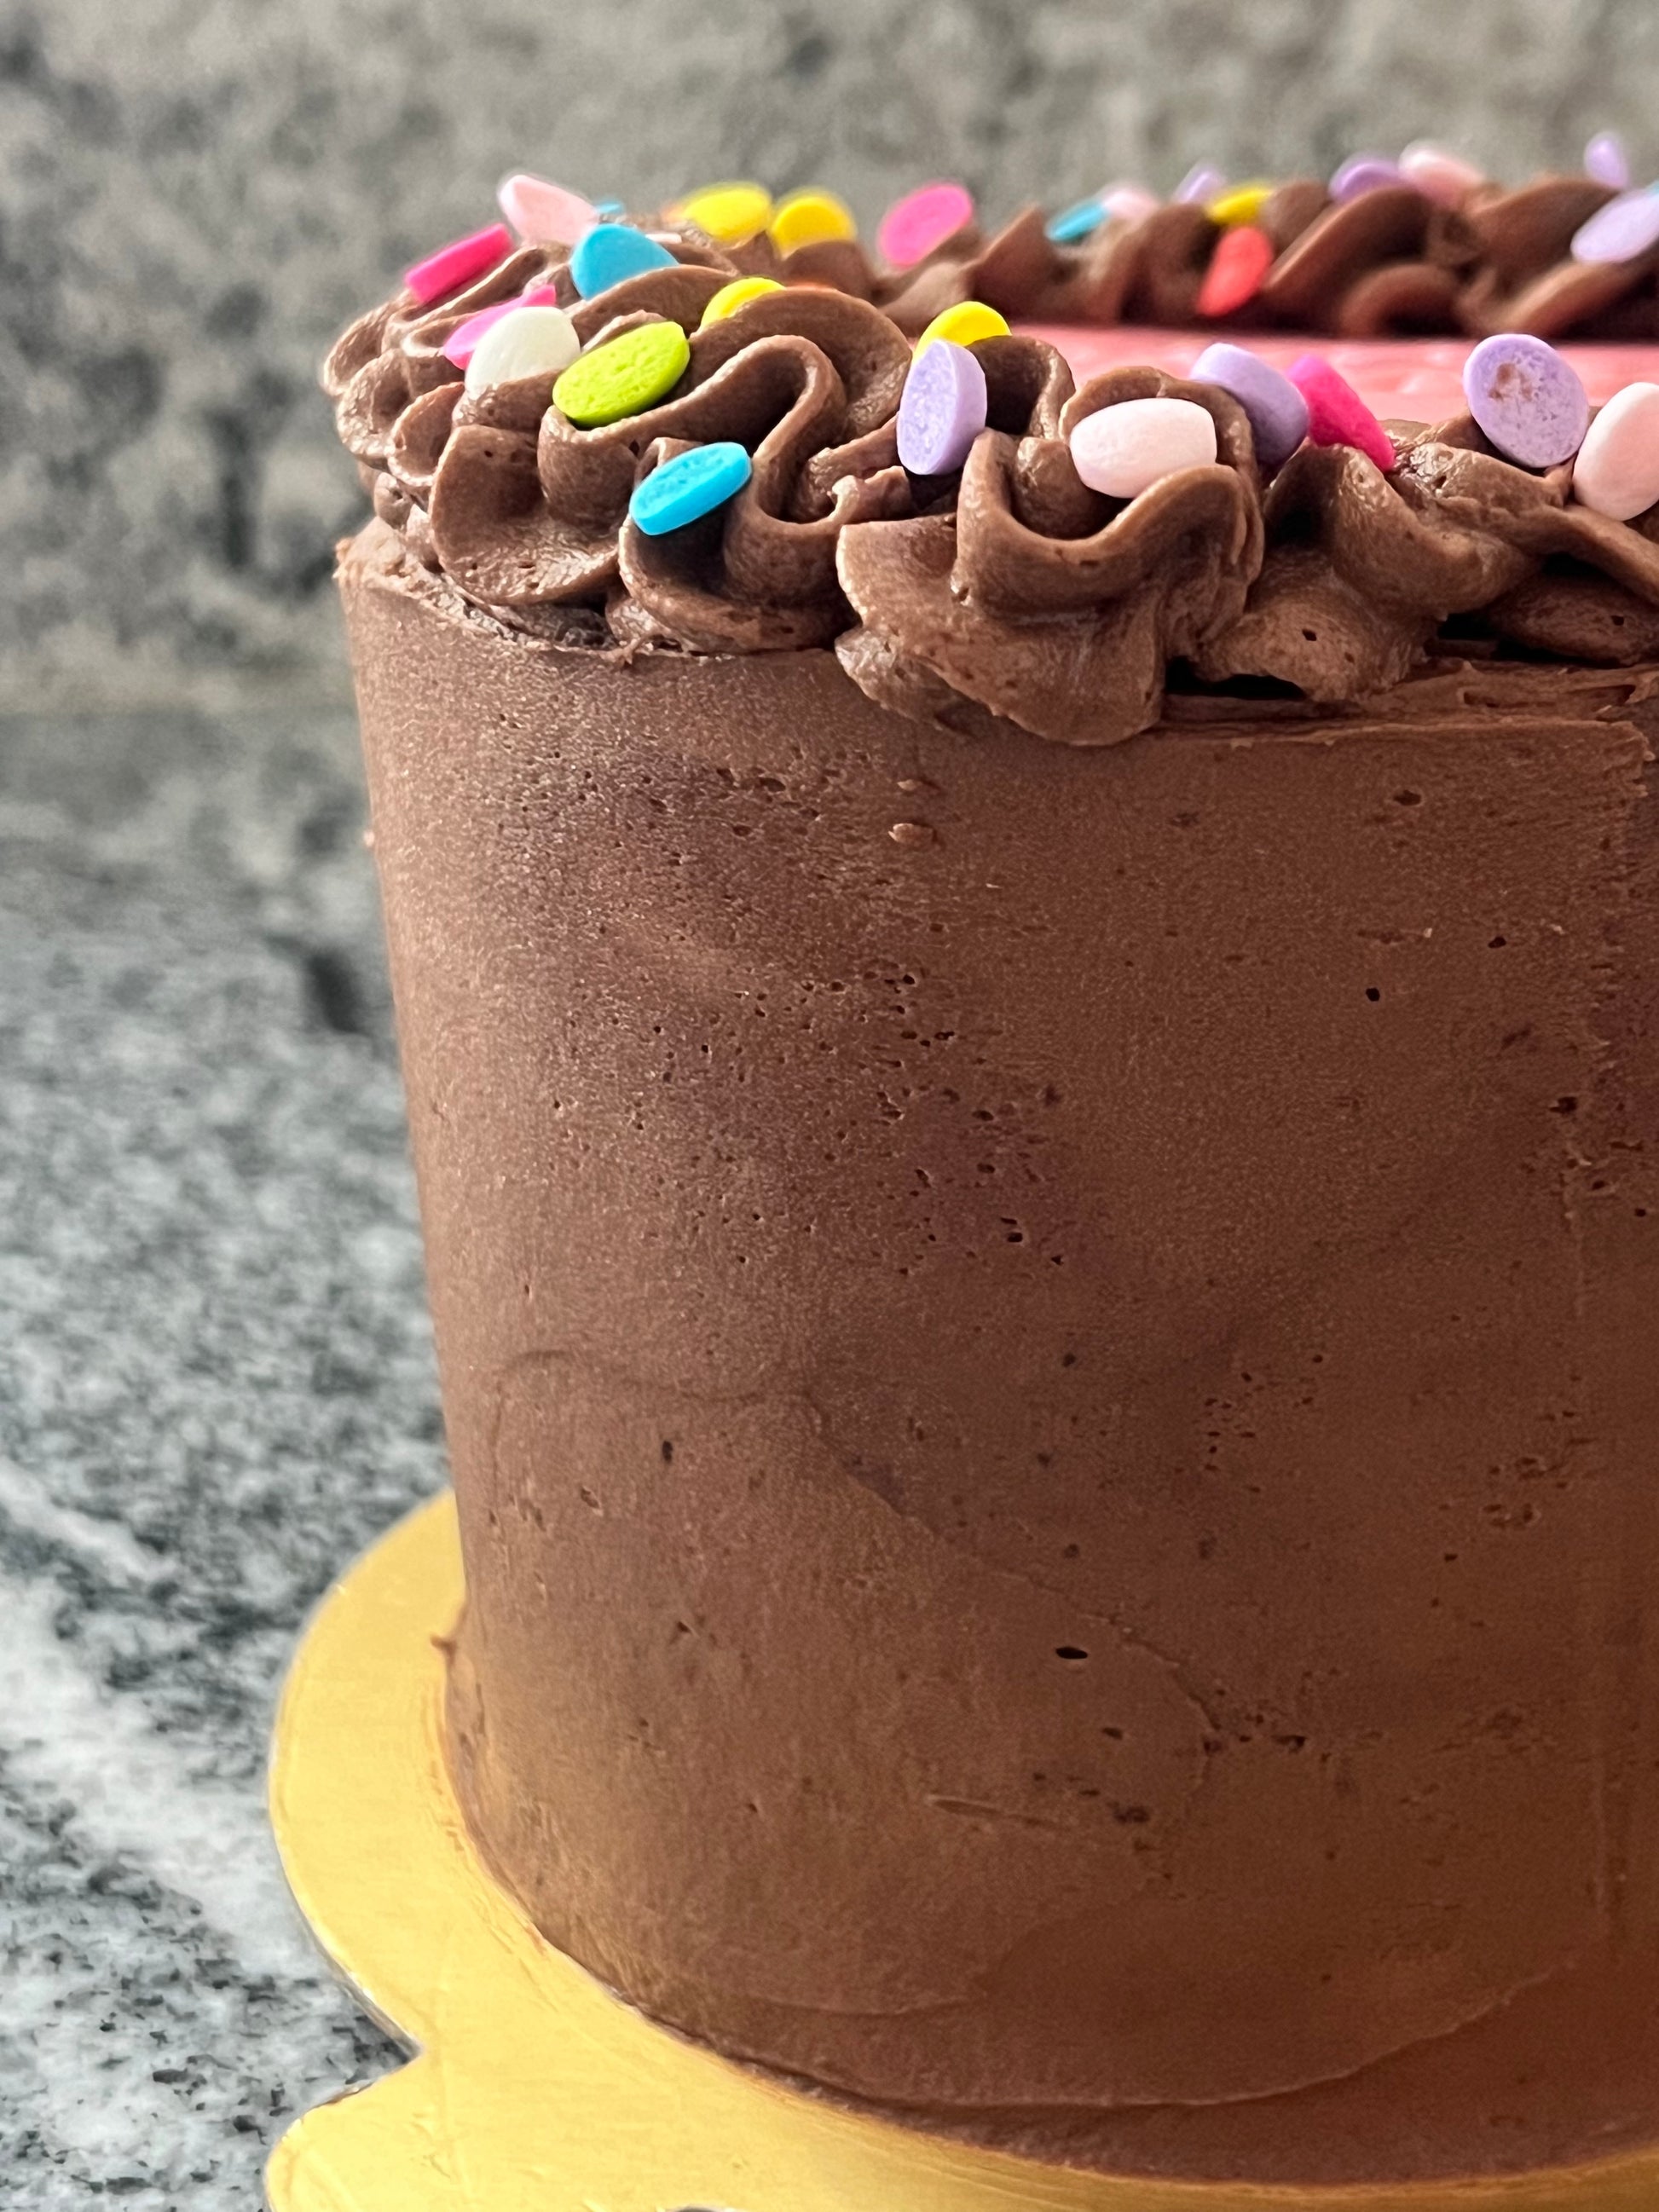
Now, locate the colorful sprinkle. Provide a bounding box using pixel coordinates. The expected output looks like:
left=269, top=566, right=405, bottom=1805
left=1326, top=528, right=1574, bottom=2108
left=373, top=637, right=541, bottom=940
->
left=1196, top=225, right=1274, bottom=317
left=1397, top=141, right=1484, bottom=205
left=678, top=182, right=773, bottom=245
left=592, top=199, right=627, bottom=221
left=1174, top=163, right=1225, bottom=205
left=629, top=441, right=753, bottom=534
left=914, top=300, right=1010, bottom=355
left=896, top=339, right=987, bottom=476
left=699, top=275, right=784, bottom=326
left=1207, top=182, right=1275, bottom=228
left=1463, top=332, right=1589, bottom=468
left=404, top=224, right=513, bottom=307
left=464, top=304, right=581, bottom=396
left=1101, top=182, right=1162, bottom=226
left=553, top=321, right=691, bottom=427
left=1571, top=187, right=1659, bottom=266
left=497, top=174, right=598, bottom=247
left=770, top=188, right=858, bottom=251
left=443, top=286, right=563, bottom=369
left=569, top=223, right=679, bottom=297
left=1330, top=155, right=1406, bottom=204
left=1571, top=382, right=1659, bottom=518
left=877, top=181, right=974, bottom=269
left=1585, top=131, right=1633, bottom=190
left=1047, top=196, right=1106, bottom=245
left=1286, top=354, right=1396, bottom=473
left=1193, top=341, right=1309, bottom=468
left=1069, top=396, right=1219, bottom=499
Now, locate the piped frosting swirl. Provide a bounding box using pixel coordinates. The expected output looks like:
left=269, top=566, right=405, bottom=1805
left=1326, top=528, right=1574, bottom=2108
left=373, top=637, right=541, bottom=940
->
left=326, top=211, right=1659, bottom=748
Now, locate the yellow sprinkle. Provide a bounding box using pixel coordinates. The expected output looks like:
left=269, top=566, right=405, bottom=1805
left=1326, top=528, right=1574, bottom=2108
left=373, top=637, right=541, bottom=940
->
left=914, top=300, right=1012, bottom=355
left=677, top=181, right=774, bottom=245
left=698, top=275, right=785, bottom=326
left=1207, top=182, right=1275, bottom=228
left=553, top=321, right=691, bottom=429
left=769, top=188, right=858, bottom=252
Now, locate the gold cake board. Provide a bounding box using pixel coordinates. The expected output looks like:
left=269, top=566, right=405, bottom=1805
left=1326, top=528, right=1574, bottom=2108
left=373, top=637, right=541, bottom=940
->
left=266, top=1492, right=1659, bottom=2212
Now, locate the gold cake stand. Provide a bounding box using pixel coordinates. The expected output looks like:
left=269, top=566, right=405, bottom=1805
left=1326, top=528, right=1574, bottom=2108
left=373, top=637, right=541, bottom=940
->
left=266, top=1493, right=1659, bottom=2212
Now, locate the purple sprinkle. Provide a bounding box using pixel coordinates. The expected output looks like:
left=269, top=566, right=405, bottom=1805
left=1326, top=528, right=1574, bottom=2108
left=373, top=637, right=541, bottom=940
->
left=1585, top=130, right=1632, bottom=190
left=1330, top=154, right=1406, bottom=205
left=1192, top=342, right=1310, bottom=470
left=1462, top=332, right=1590, bottom=470
left=1571, top=185, right=1659, bottom=265
left=897, top=339, right=988, bottom=476
left=1174, top=162, right=1225, bottom=205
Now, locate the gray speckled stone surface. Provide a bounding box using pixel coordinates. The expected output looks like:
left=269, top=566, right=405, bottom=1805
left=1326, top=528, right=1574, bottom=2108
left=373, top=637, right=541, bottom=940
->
left=0, top=706, right=435, bottom=2206
left=6, top=0, right=1659, bottom=706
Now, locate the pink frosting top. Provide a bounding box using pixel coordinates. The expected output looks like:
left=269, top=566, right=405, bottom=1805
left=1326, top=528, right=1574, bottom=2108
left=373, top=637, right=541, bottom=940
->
left=1023, top=323, right=1659, bottom=419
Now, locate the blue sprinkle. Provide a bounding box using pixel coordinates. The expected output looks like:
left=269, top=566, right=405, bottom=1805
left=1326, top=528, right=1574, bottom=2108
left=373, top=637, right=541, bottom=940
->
left=1046, top=196, right=1105, bottom=245
left=569, top=222, right=679, bottom=297
left=592, top=199, right=627, bottom=220
left=629, top=442, right=754, bottom=536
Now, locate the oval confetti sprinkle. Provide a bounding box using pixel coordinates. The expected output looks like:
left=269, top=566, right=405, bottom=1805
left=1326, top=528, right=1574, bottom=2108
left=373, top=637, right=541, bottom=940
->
left=497, top=174, right=598, bottom=246
left=679, top=181, right=774, bottom=245
left=569, top=222, right=679, bottom=297
left=464, top=304, right=581, bottom=395
left=1207, top=182, right=1275, bottom=228
left=914, top=300, right=1010, bottom=355
left=1571, top=187, right=1659, bottom=266
left=877, top=181, right=974, bottom=269
left=1196, top=224, right=1274, bottom=317
left=1330, top=154, right=1406, bottom=204
left=1069, top=396, right=1219, bottom=499
left=1398, top=141, right=1484, bottom=206
left=1174, top=162, right=1225, bottom=205
left=630, top=441, right=753, bottom=534
left=1101, top=182, right=1162, bottom=226
left=1286, top=353, right=1396, bottom=473
left=553, top=321, right=691, bottom=427
left=1585, top=131, right=1633, bottom=190
left=404, top=224, right=513, bottom=306
left=770, top=188, right=858, bottom=251
left=1193, top=341, right=1309, bottom=469
left=896, top=338, right=987, bottom=476
left=1572, top=382, right=1659, bottom=518
left=1046, top=196, right=1106, bottom=245
left=698, top=275, right=784, bottom=326
left=443, top=286, right=563, bottom=370
left=1463, top=332, right=1590, bottom=469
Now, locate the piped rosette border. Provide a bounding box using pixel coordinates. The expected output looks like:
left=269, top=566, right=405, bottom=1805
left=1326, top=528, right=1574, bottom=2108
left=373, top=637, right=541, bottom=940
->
left=326, top=199, right=1659, bottom=749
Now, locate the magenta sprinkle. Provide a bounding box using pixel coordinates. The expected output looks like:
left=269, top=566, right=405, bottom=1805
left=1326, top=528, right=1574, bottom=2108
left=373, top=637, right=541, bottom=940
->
left=404, top=223, right=514, bottom=307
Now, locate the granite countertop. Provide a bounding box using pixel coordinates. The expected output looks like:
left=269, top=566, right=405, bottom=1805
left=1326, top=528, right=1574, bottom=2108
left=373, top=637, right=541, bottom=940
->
left=0, top=704, right=442, bottom=2207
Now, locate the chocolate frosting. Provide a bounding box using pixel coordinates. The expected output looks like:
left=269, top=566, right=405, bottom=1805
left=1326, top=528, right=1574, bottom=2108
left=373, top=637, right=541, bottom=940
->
left=340, top=523, right=1659, bottom=2183
left=1459, top=175, right=1659, bottom=339
left=328, top=189, right=1659, bottom=2193
left=326, top=224, right=1659, bottom=755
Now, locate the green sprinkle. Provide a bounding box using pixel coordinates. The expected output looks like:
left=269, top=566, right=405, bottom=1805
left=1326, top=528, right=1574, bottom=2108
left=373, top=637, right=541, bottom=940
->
left=553, top=321, right=691, bottom=428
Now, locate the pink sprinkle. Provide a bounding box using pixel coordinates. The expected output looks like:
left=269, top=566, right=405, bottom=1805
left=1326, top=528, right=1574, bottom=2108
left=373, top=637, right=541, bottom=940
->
left=878, top=182, right=975, bottom=269
left=499, top=173, right=599, bottom=246
left=442, top=286, right=563, bottom=368
left=1287, top=353, right=1396, bottom=473
left=404, top=223, right=513, bottom=306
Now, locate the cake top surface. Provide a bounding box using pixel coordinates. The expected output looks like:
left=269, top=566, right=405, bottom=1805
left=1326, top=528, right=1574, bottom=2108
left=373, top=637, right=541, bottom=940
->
left=325, top=147, right=1659, bottom=748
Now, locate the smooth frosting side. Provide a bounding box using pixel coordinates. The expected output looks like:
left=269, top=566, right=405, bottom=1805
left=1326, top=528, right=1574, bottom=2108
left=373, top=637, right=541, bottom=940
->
left=342, top=537, right=1659, bottom=2181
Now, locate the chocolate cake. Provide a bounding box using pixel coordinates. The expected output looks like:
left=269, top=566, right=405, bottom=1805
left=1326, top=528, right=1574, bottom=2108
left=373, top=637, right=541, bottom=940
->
left=327, top=158, right=1659, bottom=2188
